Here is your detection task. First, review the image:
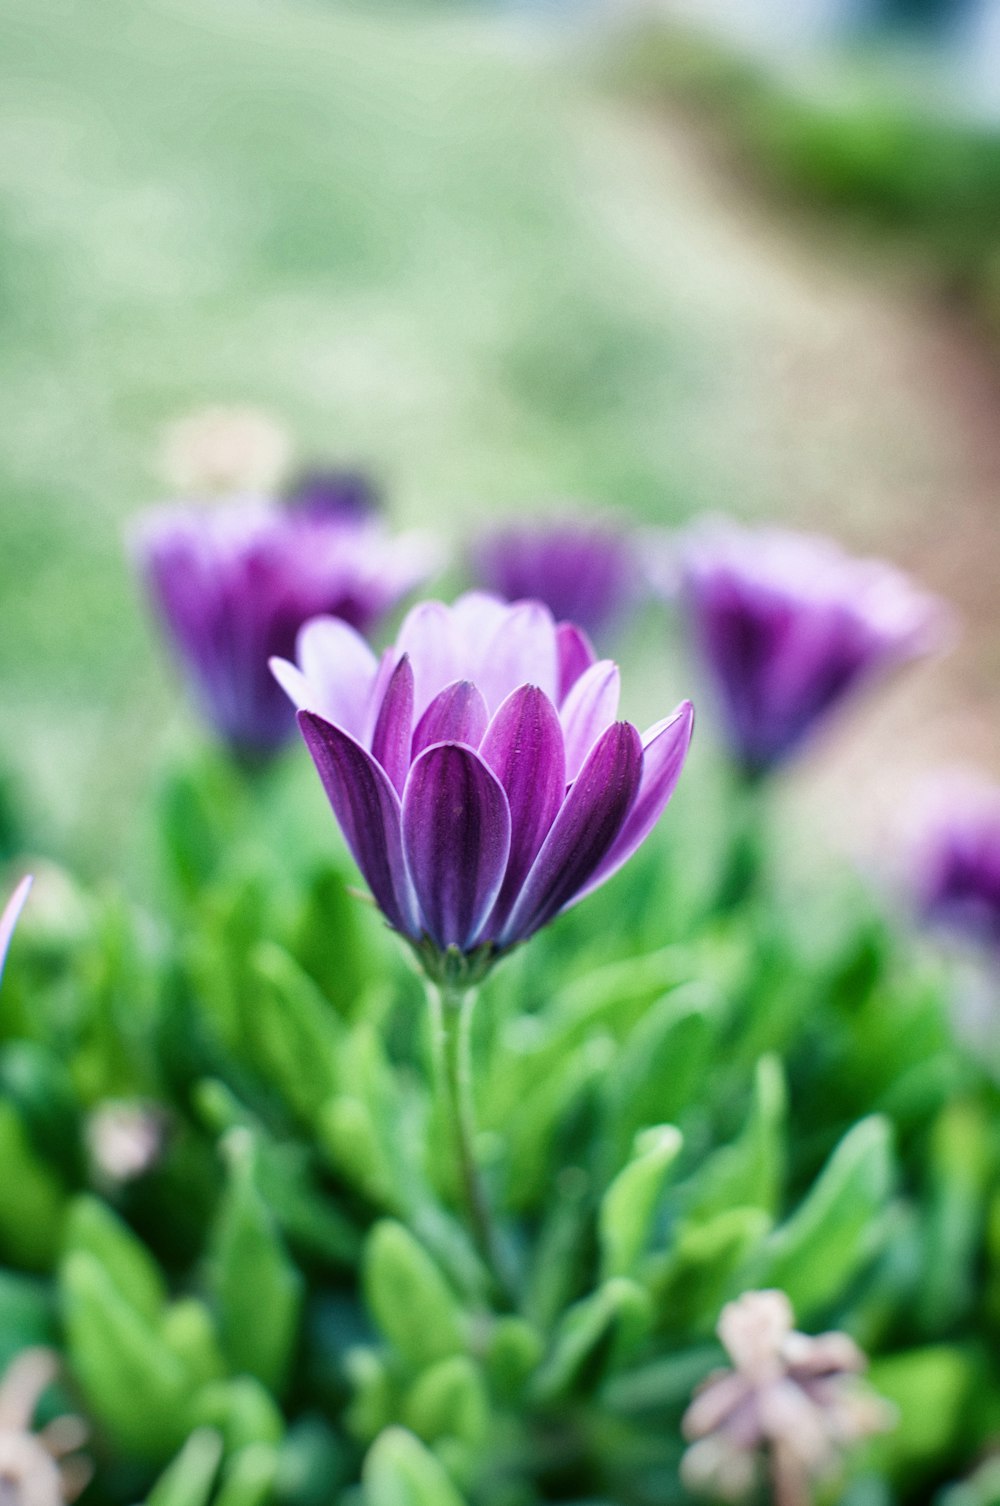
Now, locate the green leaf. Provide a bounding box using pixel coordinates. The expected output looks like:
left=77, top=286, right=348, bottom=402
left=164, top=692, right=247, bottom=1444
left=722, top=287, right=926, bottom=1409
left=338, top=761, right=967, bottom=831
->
left=145, top=1428, right=225, bottom=1506
left=190, top=1378, right=285, bottom=1454
left=162, top=1300, right=227, bottom=1389
left=403, top=1356, right=489, bottom=1446
left=363, top=1222, right=466, bottom=1372
left=363, top=1428, right=467, bottom=1506
left=604, top=984, right=716, bottom=1170
left=0, top=1100, right=66, bottom=1269
left=750, top=1115, right=894, bottom=1320
left=531, top=1279, right=652, bottom=1403
left=0, top=1268, right=53, bottom=1368
left=214, top=1444, right=280, bottom=1506
left=61, top=1251, right=190, bottom=1459
left=246, top=943, right=342, bottom=1121
left=868, top=1347, right=975, bottom=1481
left=650, top=1206, right=772, bottom=1332
left=683, top=1055, right=786, bottom=1221
left=484, top=1316, right=544, bottom=1402
left=63, top=1196, right=167, bottom=1326
left=208, top=1134, right=303, bottom=1395
left=599, top=1125, right=683, bottom=1280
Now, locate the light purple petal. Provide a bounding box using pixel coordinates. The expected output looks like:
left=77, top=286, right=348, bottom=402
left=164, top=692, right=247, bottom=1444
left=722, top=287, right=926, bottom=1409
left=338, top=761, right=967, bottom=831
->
left=481, top=685, right=566, bottom=926
left=402, top=744, right=511, bottom=951
left=556, top=622, right=597, bottom=703
left=298, top=712, right=420, bottom=937
left=395, top=601, right=460, bottom=717
left=0, top=876, right=32, bottom=985
left=500, top=721, right=643, bottom=945
left=370, top=656, right=415, bottom=795
left=449, top=591, right=510, bottom=653
left=477, top=600, right=559, bottom=712
left=559, top=660, right=621, bottom=781
left=411, top=680, right=489, bottom=759
left=575, top=700, right=694, bottom=903
left=286, top=616, right=380, bottom=739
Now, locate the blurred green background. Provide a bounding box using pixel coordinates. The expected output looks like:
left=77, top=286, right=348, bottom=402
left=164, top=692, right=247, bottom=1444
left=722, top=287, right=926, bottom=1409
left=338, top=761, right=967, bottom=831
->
left=2, top=0, right=999, bottom=874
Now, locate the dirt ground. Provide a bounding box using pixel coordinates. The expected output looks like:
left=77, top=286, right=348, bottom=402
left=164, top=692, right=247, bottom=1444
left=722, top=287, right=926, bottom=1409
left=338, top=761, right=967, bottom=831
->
left=569, top=79, right=1000, bottom=843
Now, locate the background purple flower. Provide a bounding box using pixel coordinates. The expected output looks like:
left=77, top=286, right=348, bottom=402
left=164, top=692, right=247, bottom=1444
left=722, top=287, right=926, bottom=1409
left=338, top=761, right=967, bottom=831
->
left=470, top=518, right=638, bottom=642
left=272, top=592, right=693, bottom=965
left=0, top=875, right=32, bottom=984
left=917, top=779, right=1000, bottom=955
left=135, top=499, right=435, bottom=759
left=285, top=468, right=380, bottom=525
left=679, top=521, right=947, bottom=778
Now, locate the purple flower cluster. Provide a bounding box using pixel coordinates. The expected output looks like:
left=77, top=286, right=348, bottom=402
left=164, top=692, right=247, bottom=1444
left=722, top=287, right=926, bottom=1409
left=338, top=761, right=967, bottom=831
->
left=135, top=500, right=433, bottom=759
left=470, top=520, right=637, bottom=641
left=918, top=781, right=1000, bottom=955
left=679, top=522, right=945, bottom=777
left=272, top=593, right=693, bottom=968
left=285, top=468, right=380, bottom=525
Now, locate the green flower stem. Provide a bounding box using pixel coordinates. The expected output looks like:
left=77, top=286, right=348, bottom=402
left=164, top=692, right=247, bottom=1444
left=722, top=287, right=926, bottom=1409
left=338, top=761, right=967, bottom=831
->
left=427, top=979, right=511, bottom=1301
left=713, top=765, right=768, bottom=914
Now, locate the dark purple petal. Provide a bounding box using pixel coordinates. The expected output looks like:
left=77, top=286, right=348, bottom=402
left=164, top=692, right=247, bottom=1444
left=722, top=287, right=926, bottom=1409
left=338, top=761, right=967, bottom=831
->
left=0, top=875, right=32, bottom=985
left=480, top=686, right=566, bottom=927
left=298, top=712, right=420, bottom=937
left=575, top=700, right=694, bottom=904
left=556, top=622, right=597, bottom=703
left=500, top=722, right=642, bottom=945
left=559, top=660, right=621, bottom=781
left=402, top=745, right=511, bottom=952
left=370, top=656, right=415, bottom=795
left=412, top=680, right=489, bottom=758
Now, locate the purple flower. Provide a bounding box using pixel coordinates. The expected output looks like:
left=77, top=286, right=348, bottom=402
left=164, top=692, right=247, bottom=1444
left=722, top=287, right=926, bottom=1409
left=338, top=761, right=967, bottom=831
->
left=0, top=875, right=32, bottom=985
left=470, top=519, right=638, bottom=641
left=272, top=593, right=693, bottom=973
left=134, top=500, right=435, bottom=758
left=285, top=468, right=380, bottom=525
left=918, top=780, right=1000, bottom=955
left=679, top=522, right=947, bottom=777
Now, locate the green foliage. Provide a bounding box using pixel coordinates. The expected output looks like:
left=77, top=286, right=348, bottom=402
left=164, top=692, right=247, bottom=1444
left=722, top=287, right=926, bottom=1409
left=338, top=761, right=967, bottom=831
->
left=2, top=747, right=1000, bottom=1505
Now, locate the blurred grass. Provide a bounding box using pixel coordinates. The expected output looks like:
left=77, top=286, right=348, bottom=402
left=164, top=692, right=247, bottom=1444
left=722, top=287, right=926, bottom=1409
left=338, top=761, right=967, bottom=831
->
left=0, top=0, right=713, bottom=872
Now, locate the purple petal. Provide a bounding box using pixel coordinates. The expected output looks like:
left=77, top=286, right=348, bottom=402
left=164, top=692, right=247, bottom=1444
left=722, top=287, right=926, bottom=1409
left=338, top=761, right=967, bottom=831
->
left=370, top=656, right=415, bottom=795
left=402, top=745, right=511, bottom=952
left=395, top=601, right=459, bottom=717
left=556, top=622, right=597, bottom=703
left=0, top=875, right=32, bottom=984
left=298, top=712, right=420, bottom=937
left=477, top=601, right=559, bottom=712
left=481, top=686, right=566, bottom=926
left=575, top=700, right=694, bottom=903
left=412, top=680, right=489, bottom=759
left=278, top=616, right=379, bottom=740
left=500, top=722, right=643, bottom=945
left=559, top=660, right=621, bottom=781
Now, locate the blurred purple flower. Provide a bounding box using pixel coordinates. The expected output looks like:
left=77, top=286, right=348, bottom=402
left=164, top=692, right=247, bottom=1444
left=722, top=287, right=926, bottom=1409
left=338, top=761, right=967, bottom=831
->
left=0, top=875, right=31, bottom=985
left=918, top=779, right=1000, bottom=955
left=285, top=468, right=380, bottom=524
left=134, top=500, right=436, bottom=759
left=272, top=592, right=693, bottom=973
left=679, top=521, right=947, bottom=778
left=470, top=519, right=638, bottom=641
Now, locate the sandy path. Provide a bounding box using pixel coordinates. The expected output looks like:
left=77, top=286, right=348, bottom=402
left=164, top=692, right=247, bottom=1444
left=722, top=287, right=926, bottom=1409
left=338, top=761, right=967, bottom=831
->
left=563, top=76, right=1000, bottom=836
